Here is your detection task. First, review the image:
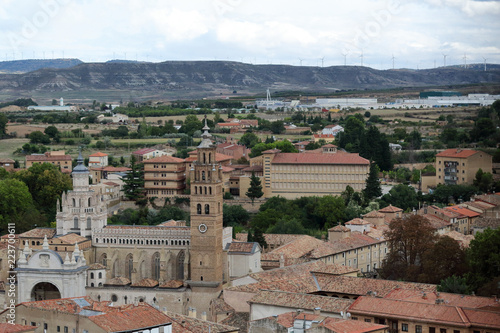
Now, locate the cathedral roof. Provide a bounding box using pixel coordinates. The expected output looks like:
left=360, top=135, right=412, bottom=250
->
left=105, top=276, right=131, bottom=286
left=159, top=280, right=184, bottom=289
left=19, top=228, right=56, bottom=239
left=131, top=278, right=159, bottom=288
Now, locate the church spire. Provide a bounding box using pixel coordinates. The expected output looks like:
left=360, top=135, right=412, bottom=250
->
left=198, top=115, right=213, bottom=148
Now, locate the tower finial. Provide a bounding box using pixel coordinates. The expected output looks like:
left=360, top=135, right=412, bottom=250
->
left=42, top=235, right=49, bottom=250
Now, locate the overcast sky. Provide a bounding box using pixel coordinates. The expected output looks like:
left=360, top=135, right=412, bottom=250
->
left=1, top=0, right=499, bottom=69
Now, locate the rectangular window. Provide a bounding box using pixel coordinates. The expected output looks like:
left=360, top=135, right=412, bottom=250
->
left=440, top=329, right=447, bottom=333
left=453, top=330, right=460, bottom=333
left=429, top=328, right=435, bottom=333
left=364, top=319, right=371, bottom=323
left=352, top=317, right=358, bottom=320
left=402, top=324, right=409, bottom=332
left=64, top=327, right=68, bottom=333
left=57, top=326, right=61, bottom=332
left=416, top=325, right=422, bottom=333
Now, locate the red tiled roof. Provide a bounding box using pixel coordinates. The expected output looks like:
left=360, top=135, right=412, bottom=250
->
left=105, top=276, right=131, bottom=286
left=249, top=290, right=353, bottom=313
left=132, top=148, right=156, bottom=155
left=436, top=149, right=483, bottom=158
left=272, top=153, right=369, bottom=165
left=131, top=278, right=159, bottom=288
left=89, top=152, right=108, bottom=157
left=349, top=296, right=500, bottom=328
left=19, top=228, right=56, bottom=239
left=0, top=323, right=37, bottom=332
left=345, top=218, right=371, bottom=225
left=143, top=155, right=185, bottom=163
left=422, top=214, right=452, bottom=230
left=56, top=233, right=88, bottom=244
left=328, top=225, right=351, bottom=232
left=311, top=232, right=382, bottom=259
left=159, top=280, right=184, bottom=289
left=165, top=311, right=238, bottom=333
left=88, top=263, right=106, bottom=270
left=363, top=210, right=385, bottom=218
left=226, top=242, right=258, bottom=254
left=89, top=303, right=171, bottom=332
left=265, top=235, right=324, bottom=258
left=319, top=317, right=388, bottom=333
left=104, top=181, right=119, bottom=186
left=384, top=289, right=499, bottom=309
left=378, top=205, right=403, bottom=213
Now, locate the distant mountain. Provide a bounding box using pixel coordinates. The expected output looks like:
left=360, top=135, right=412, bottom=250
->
left=0, top=61, right=498, bottom=100
left=0, top=59, right=83, bottom=74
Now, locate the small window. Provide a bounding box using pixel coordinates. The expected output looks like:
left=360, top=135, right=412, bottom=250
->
left=402, top=324, right=409, bottom=332
left=416, top=325, right=422, bottom=333
left=453, top=330, right=459, bottom=333
left=364, top=319, right=371, bottom=323
left=64, top=327, right=68, bottom=333
left=111, top=294, right=118, bottom=302
left=57, top=327, right=61, bottom=332
left=351, top=317, right=358, bottom=320
left=440, top=329, right=447, bottom=333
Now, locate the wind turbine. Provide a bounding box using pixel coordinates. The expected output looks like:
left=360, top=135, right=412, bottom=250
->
left=442, top=54, right=447, bottom=67
left=298, top=58, right=303, bottom=66
left=482, top=57, right=487, bottom=71
left=341, top=52, right=348, bottom=66
left=320, top=56, right=325, bottom=67
left=359, top=50, right=364, bottom=67
left=463, top=53, right=467, bottom=69
left=391, top=54, right=396, bottom=70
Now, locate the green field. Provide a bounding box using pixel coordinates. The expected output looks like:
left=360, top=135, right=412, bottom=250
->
left=0, top=138, right=29, bottom=160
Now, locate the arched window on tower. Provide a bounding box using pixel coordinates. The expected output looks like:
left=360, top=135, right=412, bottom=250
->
left=72, top=198, right=76, bottom=207
left=87, top=217, right=92, bottom=229
left=73, top=217, right=78, bottom=229
left=209, top=187, right=212, bottom=195
left=205, top=204, right=210, bottom=214
left=197, top=204, right=202, bottom=215
left=194, top=186, right=197, bottom=194
left=208, top=153, right=211, bottom=163
left=88, top=197, right=92, bottom=207
left=202, top=171, right=205, bottom=181
left=203, top=153, right=206, bottom=164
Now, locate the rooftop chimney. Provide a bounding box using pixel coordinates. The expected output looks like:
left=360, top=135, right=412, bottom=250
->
left=314, top=307, right=321, bottom=315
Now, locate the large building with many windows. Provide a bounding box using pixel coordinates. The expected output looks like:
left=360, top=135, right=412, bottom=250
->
left=143, top=155, right=187, bottom=198
left=260, top=145, right=370, bottom=199
left=435, top=149, right=492, bottom=186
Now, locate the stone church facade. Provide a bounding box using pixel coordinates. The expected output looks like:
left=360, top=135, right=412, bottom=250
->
left=12, top=124, right=230, bottom=318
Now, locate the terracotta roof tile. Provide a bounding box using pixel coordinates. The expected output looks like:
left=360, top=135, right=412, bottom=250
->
left=345, top=218, right=371, bottom=225
left=88, top=263, right=106, bottom=270
left=56, top=233, right=88, bottom=244
left=267, top=235, right=324, bottom=258
left=473, top=217, right=500, bottom=229
left=105, top=276, right=131, bottom=286
left=19, top=228, right=56, bottom=239
left=311, top=232, right=383, bottom=259
left=159, top=280, right=184, bottom=289
left=315, top=274, right=436, bottom=297
left=436, top=149, right=484, bottom=158
left=328, top=225, right=351, bottom=232
left=349, top=296, right=500, bottom=328
left=384, top=289, right=500, bottom=308
left=422, top=214, right=452, bottom=230
left=132, top=148, right=156, bottom=155
left=363, top=210, right=386, bottom=218
left=319, top=317, right=388, bottom=333
left=26, top=154, right=72, bottom=161
left=165, top=311, right=238, bottom=333
left=226, top=242, right=259, bottom=254
left=89, top=303, right=172, bottom=332
left=131, top=278, right=159, bottom=288
left=0, top=323, right=37, bottom=332
left=378, top=204, right=403, bottom=213
left=272, top=153, right=369, bottom=165
left=249, top=290, right=354, bottom=313
left=443, top=231, right=475, bottom=248
left=89, top=152, right=108, bottom=157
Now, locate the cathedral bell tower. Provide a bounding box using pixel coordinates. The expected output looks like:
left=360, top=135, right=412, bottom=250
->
left=188, top=117, right=224, bottom=288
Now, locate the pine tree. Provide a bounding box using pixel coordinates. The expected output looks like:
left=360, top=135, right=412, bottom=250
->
left=246, top=171, right=263, bottom=205
left=122, top=155, right=146, bottom=206
left=363, top=162, right=382, bottom=200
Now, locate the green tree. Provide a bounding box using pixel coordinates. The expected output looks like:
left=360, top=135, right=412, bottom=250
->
left=438, top=275, right=472, bottom=295
left=29, top=131, right=51, bottom=144
left=14, top=163, right=72, bottom=222
left=180, top=115, right=203, bottom=136
left=0, top=113, right=8, bottom=138
left=239, top=132, right=260, bottom=148
left=121, top=155, right=146, bottom=206
left=466, top=228, right=500, bottom=292
left=44, top=125, right=59, bottom=138
left=407, top=130, right=422, bottom=150
left=473, top=168, right=493, bottom=193
left=246, top=172, right=263, bottom=204
left=0, top=178, right=43, bottom=233
left=380, top=184, right=418, bottom=211
left=223, top=204, right=250, bottom=227
left=314, top=195, right=345, bottom=229
left=270, top=121, right=285, bottom=134
left=363, top=162, right=382, bottom=200
left=267, top=218, right=307, bottom=234
left=380, top=215, right=438, bottom=281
